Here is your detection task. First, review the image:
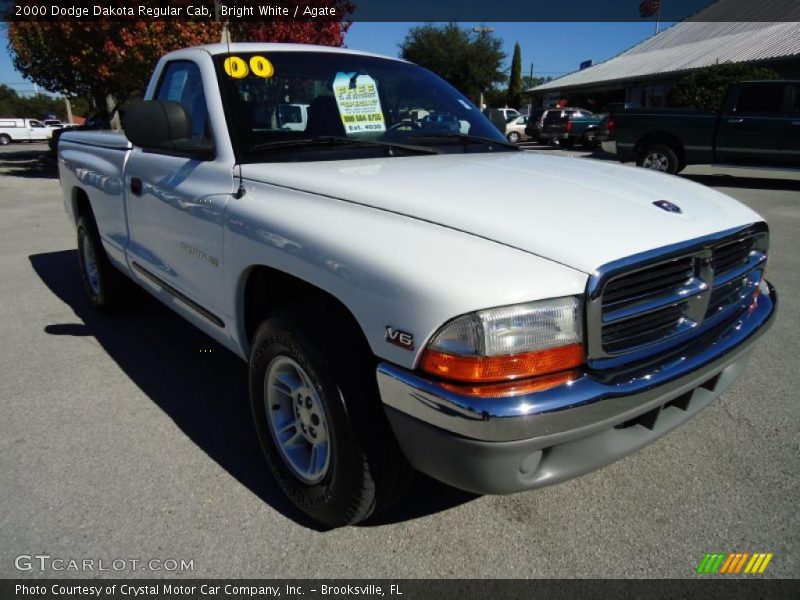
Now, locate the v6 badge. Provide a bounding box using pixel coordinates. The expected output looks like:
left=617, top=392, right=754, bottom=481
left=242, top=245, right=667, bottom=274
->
left=386, top=327, right=414, bottom=351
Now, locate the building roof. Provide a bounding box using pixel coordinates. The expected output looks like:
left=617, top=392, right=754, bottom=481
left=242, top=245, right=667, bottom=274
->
left=530, top=18, right=800, bottom=93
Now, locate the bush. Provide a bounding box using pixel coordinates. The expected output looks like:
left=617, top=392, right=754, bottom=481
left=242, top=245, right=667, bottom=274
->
left=668, top=62, right=779, bottom=110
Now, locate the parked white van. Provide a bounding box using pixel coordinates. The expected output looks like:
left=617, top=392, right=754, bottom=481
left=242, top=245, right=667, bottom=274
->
left=0, top=118, right=54, bottom=144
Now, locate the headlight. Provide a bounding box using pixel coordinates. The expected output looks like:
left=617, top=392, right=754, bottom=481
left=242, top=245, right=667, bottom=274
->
left=419, top=296, right=584, bottom=383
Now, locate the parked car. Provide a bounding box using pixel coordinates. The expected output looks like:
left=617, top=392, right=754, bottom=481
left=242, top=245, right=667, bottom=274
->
left=48, top=113, right=110, bottom=157
left=419, top=113, right=461, bottom=133
left=60, top=43, right=776, bottom=528
left=277, top=103, right=309, bottom=131
left=504, top=115, right=528, bottom=143
left=484, top=107, right=521, bottom=121
left=543, top=110, right=607, bottom=148
left=523, top=108, right=546, bottom=142
left=603, top=80, right=800, bottom=173
left=0, top=118, right=53, bottom=144
left=483, top=107, right=522, bottom=132
left=540, top=108, right=598, bottom=147
left=43, top=119, right=64, bottom=128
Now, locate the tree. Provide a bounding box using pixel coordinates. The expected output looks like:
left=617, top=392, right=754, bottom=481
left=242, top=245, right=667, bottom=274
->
left=0, top=84, right=89, bottom=121
left=507, top=42, right=522, bottom=109
left=0, top=84, right=21, bottom=117
left=229, top=1, right=353, bottom=46
left=669, top=62, right=779, bottom=109
left=8, top=19, right=223, bottom=117
left=399, top=23, right=506, bottom=103
left=521, top=75, right=552, bottom=90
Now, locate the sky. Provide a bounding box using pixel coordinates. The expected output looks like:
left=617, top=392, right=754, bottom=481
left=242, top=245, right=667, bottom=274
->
left=0, top=21, right=672, bottom=96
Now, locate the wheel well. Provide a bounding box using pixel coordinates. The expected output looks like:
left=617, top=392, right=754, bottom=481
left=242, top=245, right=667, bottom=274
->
left=635, top=132, right=684, bottom=161
left=71, top=187, right=93, bottom=225
left=242, top=266, right=372, bottom=356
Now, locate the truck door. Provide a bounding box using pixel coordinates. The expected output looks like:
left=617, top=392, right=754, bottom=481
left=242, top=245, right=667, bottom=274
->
left=715, top=83, right=788, bottom=166
left=784, top=84, right=800, bottom=167
left=124, top=59, right=233, bottom=328
left=27, top=119, right=49, bottom=141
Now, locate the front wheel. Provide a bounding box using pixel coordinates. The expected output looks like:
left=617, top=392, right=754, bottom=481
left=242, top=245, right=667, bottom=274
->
left=637, top=144, right=681, bottom=174
left=249, top=313, right=412, bottom=527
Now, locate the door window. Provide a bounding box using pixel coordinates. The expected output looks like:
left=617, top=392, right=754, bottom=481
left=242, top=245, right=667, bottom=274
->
left=29, top=120, right=45, bottom=128
left=734, top=85, right=785, bottom=115
left=155, top=61, right=210, bottom=143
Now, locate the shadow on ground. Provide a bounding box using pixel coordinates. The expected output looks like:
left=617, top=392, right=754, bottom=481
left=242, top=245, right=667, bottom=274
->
left=682, top=174, right=800, bottom=192
left=30, top=250, right=476, bottom=530
left=0, top=146, right=57, bottom=179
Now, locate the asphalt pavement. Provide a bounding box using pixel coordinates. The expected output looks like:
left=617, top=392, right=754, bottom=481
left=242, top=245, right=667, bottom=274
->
left=0, top=143, right=797, bottom=578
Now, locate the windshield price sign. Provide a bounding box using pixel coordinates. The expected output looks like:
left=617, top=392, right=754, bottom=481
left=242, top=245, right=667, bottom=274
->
left=333, top=72, right=386, bottom=135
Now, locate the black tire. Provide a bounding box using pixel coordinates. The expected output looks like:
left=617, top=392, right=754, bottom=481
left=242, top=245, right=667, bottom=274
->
left=637, top=143, right=681, bottom=174
left=506, top=131, right=520, bottom=143
left=560, top=138, right=575, bottom=149
left=76, top=215, right=126, bottom=312
left=0, top=134, right=11, bottom=145
left=249, top=311, right=413, bottom=528
left=582, top=134, right=598, bottom=149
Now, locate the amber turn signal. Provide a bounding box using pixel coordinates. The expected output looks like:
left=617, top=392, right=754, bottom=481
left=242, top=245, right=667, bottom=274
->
left=440, top=369, right=580, bottom=398
left=419, top=343, right=585, bottom=383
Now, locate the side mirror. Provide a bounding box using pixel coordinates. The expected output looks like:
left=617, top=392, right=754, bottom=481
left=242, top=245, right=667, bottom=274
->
left=122, top=100, right=213, bottom=160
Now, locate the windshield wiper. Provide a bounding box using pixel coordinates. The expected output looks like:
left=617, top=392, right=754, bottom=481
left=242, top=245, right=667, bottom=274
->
left=405, top=133, right=519, bottom=150
left=249, top=136, right=439, bottom=155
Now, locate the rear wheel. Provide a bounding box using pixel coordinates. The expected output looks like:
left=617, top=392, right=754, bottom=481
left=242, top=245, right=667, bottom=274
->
left=77, top=215, right=126, bottom=312
left=506, top=131, right=520, bottom=143
left=0, top=134, right=11, bottom=145
left=638, top=144, right=681, bottom=174
left=249, top=311, right=413, bottom=527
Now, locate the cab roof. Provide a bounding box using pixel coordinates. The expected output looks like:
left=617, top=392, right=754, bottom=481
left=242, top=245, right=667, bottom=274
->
left=167, top=43, right=407, bottom=63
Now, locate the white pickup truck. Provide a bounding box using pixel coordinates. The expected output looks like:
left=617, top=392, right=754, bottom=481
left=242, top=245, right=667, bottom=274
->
left=0, top=118, right=54, bottom=145
left=59, top=43, right=777, bottom=527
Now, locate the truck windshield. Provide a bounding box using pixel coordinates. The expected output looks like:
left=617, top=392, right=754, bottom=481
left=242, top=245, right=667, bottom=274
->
left=214, top=51, right=512, bottom=162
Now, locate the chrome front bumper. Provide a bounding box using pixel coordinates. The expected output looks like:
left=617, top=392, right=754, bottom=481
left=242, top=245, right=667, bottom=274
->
left=377, top=284, right=776, bottom=494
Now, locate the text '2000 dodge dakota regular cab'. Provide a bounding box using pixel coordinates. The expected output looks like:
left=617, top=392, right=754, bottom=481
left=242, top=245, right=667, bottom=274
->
left=59, top=44, right=776, bottom=527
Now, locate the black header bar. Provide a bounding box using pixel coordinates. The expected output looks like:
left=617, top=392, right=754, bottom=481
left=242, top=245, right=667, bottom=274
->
left=3, top=0, right=800, bottom=22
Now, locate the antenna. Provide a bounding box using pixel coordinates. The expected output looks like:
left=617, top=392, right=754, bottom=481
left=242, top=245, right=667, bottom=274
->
left=222, top=16, right=246, bottom=199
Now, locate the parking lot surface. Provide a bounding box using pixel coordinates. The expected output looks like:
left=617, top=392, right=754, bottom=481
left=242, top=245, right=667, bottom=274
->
left=1, top=143, right=798, bottom=578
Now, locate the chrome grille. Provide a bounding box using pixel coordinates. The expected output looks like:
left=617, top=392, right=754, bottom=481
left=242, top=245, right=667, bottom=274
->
left=713, top=238, right=755, bottom=276
left=602, top=257, right=694, bottom=306
left=586, top=224, right=768, bottom=365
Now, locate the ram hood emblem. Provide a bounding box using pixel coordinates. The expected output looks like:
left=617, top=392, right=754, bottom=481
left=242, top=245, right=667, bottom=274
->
left=653, top=200, right=682, bottom=214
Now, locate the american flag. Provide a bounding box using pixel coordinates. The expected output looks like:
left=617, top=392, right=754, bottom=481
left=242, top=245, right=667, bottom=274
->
left=639, top=0, right=661, bottom=17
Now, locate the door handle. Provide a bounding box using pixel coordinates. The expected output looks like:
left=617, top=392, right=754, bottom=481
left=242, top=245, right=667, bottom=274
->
left=130, top=177, right=143, bottom=196
left=727, top=118, right=744, bottom=124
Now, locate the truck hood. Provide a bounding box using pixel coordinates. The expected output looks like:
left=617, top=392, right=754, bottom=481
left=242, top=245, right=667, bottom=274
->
left=242, top=152, right=762, bottom=274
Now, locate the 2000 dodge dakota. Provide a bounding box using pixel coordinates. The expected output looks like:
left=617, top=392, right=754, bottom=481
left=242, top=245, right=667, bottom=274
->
left=59, top=44, right=776, bottom=527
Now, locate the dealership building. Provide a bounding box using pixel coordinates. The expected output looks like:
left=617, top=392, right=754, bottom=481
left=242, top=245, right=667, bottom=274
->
left=528, top=17, right=800, bottom=109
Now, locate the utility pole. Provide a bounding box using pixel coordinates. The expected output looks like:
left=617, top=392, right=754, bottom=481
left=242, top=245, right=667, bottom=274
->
left=655, top=0, right=662, bottom=35
left=64, top=96, right=73, bottom=124
left=528, top=62, right=534, bottom=115
left=472, top=26, right=495, bottom=110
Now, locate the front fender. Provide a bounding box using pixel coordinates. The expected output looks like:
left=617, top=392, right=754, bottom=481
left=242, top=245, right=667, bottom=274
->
left=224, top=180, right=587, bottom=369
